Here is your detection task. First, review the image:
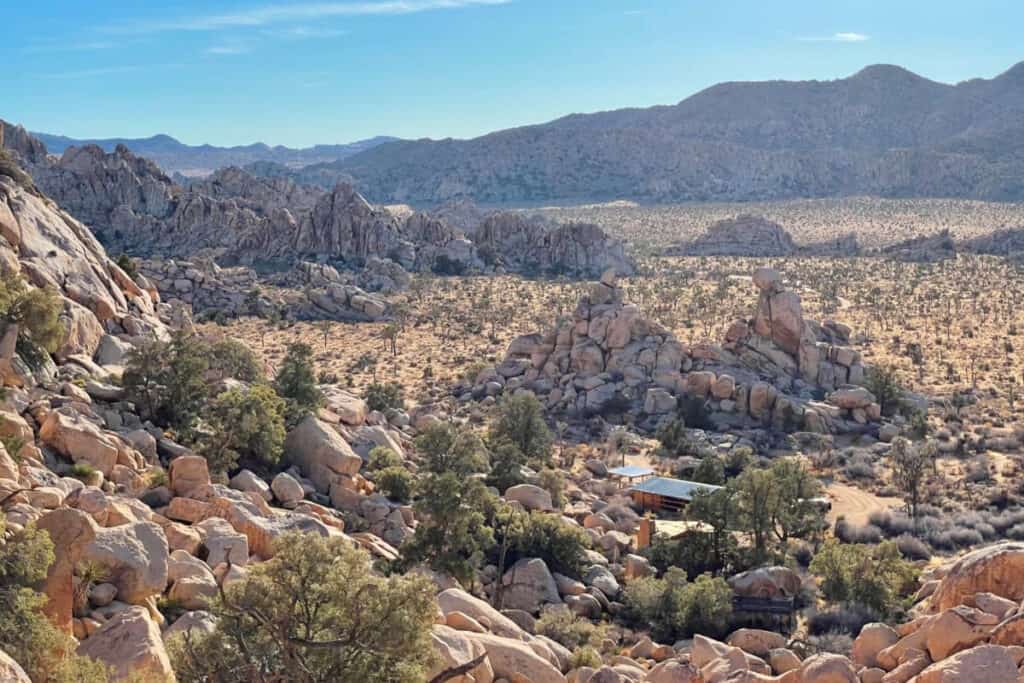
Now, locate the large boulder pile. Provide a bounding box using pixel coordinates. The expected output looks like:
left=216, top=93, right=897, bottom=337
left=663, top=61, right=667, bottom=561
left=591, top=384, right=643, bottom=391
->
left=668, top=214, right=797, bottom=257
left=465, top=268, right=880, bottom=435
left=473, top=212, right=635, bottom=278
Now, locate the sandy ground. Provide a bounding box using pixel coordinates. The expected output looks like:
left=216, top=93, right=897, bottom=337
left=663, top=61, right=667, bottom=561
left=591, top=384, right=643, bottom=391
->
left=826, top=482, right=904, bottom=527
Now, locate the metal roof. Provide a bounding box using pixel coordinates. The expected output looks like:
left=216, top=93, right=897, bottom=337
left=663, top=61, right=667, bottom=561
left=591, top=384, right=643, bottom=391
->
left=629, top=477, right=723, bottom=501
left=608, top=465, right=655, bottom=478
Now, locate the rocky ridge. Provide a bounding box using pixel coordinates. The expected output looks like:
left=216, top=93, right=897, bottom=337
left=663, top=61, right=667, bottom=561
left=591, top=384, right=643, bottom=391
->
left=292, top=61, right=1024, bottom=204
left=666, top=214, right=861, bottom=258
left=1, top=121, right=634, bottom=281
left=466, top=267, right=879, bottom=436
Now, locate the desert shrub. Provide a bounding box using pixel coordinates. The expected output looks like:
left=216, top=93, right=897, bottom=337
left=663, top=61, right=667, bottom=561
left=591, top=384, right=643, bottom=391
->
left=926, top=526, right=983, bottom=551
left=0, top=270, right=65, bottom=353
left=538, top=468, right=565, bottom=508
left=486, top=440, right=527, bottom=493
left=569, top=647, right=603, bottom=669
left=402, top=423, right=494, bottom=583
left=367, top=446, right=402, bottom=471
left=864, top=364, right=905, bottom=416
left=199, top=384, right=286, bottom=474
left=806, top=604, right=880, bottom=636
left=986, top=508, right=1024, bottom=534
left=375, top=466, right=413, bottom=503
left=867, top=510, right=915, bottom=537
left=487, top=393, right=553, bottom=466
left=691, top=456, right=726, bottom=485
left=842, top=453, right=876, bottom=480
left=655, top=418, right=688, bottom=456
left=724, top=446, right=753, bottom=476
left=894, top=534, right=931, bottom=561
left=807, top=632, right=855, bottom=657
left=274, top=342, right=324, bottom=426
left=834, top=519, right=884, bottom=544
left=123, top=332, right=210, bottom=432
left=810, top=540, right=917, bottom=618
left=169, top=533, right=436, bottom=683
left=501, top=510, right=589, bottom=577
left=207, top=338, right=263, bottom=383
left=600, top=502, right=640, bottom=532
left=364, top=381, right=405, bottom=413
left=114, top=253, right=138, bottom=279
left=0, top=514, right=111, bottom=682
left=535, top=605, right=607, bottom=651
left=622, top=570, right=733, bottom=642
left=646, top=530, right=739, bottom=580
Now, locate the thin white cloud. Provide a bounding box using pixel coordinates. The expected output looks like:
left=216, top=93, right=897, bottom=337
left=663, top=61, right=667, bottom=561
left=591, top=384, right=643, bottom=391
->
left=105, top=0, right=510, bottom=34
left=799, top=32, right=870, bottom=43
left=262, top=26, right=350, bottom=39
left=24, top=40, right=117, bottom=54
left=40, top=65, right=144, bottom=80
left=205, top=44, right=251, bottom=55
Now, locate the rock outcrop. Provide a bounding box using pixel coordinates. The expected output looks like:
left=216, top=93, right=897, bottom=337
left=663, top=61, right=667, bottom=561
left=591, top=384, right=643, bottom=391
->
left=667, top=214, right=797, bottom=257
left=466, top=268, right=878, bottom=435
left=2, top=122, right=633, bottom=281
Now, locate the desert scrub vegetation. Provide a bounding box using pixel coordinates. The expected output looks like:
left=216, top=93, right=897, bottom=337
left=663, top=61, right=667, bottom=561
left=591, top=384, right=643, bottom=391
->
left=622, top=570, right=733, bottom=642
left=0, top=513, right=112, bottom=682
left=810, top=539, right=918, bottom=619
left=169, top=532, right=437, bottom=683
left=0, top=270, right=65, bottom=354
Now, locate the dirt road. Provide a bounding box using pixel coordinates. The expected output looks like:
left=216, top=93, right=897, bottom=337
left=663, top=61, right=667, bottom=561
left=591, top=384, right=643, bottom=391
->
left=826, top=482, right=904, bottom=527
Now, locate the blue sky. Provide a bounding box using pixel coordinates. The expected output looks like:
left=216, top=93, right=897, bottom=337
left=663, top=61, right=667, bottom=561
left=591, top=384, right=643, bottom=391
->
left=2, top=0, right=1020, bottom=147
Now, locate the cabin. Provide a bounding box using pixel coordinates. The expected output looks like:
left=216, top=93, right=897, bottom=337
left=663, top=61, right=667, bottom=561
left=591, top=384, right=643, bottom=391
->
left=607, top=465, right=655, bottom=488
left=628, top=477, right=723, bottom=514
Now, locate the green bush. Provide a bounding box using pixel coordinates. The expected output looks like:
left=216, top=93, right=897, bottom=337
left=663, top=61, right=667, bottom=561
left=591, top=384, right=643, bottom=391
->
left=809, top=540, right=918, bottom=618
left=207, top=338, right=263, bottom=383
left=274, top=342, right=324, bottom=426
left=114, top=254, right=138, bottom=279
left=487, top=393, right=553, bottom=466
left=123, top=332, right=210, bottom=433
left=0, top=270, right=65, bottom=353
left=364, top=382, right=405, bottom=413
left=375, top=466, right=413, bottom=503
left=367, top=446, right=402, bottom=471
left=168, top=533, right=436, bottom=683
left=691, top=456, right=726, bottom=485
left=646, top=530, right=739, bottom=580
left=535, top=605, right=608, bottom=650
left=655, top=417, right=703, bottom=457
left=402, top=424, right=494, bottom=583
left=537, top=468, right=565, bottom=508
left=864, top=365, right=905, bottom=417
left=0, top=514, right=111, bottom=682
left=569, top=647, right=603, bottom=669
left=200, top=384, right=286, bottom=474
left=486, top=440, right=527, bottom=492
left=500, top=510, right=589, bottom=577
left=622, top=569, right=733, bottom=642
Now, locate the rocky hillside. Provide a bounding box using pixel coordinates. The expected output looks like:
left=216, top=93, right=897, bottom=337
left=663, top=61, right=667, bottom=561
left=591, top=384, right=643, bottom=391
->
left=32, top=131, right=398, bottom=176
left=285, top=62, right=1024, bottom=204
left=0, top=122, right=633, bottom=280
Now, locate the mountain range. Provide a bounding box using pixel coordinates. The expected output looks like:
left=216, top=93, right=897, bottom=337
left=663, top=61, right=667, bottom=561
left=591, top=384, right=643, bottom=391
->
left=26, top=61, right=1024, bottom=206
left=267, top=61, right=1024, bottom=205
left=31, top=131, right=398, bottom=177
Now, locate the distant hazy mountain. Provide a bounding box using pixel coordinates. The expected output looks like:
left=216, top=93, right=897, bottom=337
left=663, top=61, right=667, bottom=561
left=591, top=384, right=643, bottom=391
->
left=31, top=131, right=399, bottom=176
left=289, top=62, right=1024, bottom=205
